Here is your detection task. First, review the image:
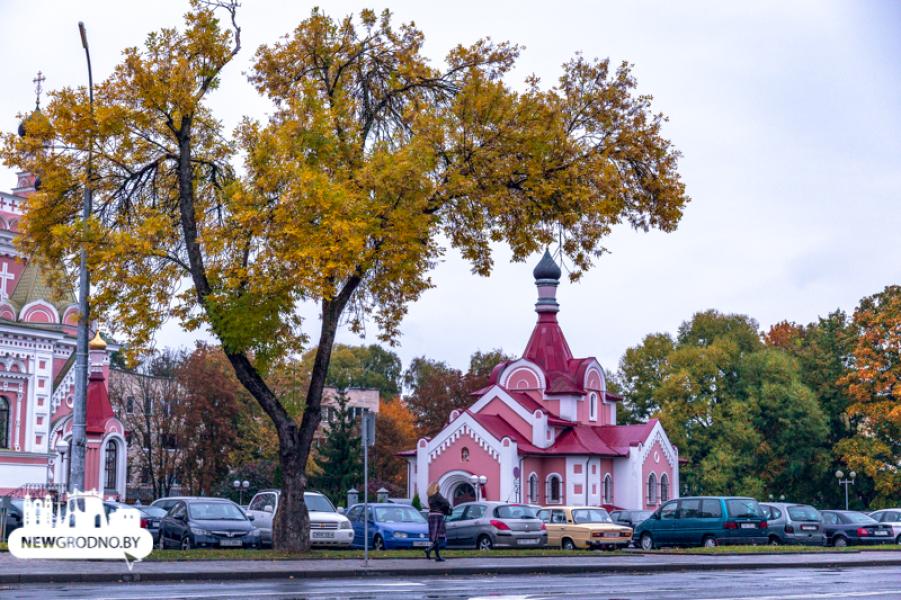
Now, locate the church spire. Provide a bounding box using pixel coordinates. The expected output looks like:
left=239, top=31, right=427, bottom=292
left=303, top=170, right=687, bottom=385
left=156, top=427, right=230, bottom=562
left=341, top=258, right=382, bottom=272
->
left=533, top=249, right=561, bottom=314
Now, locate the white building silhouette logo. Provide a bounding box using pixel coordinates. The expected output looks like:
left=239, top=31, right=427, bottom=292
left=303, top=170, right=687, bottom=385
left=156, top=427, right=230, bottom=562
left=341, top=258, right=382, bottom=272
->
left=8, top=490, right=153, bottom=569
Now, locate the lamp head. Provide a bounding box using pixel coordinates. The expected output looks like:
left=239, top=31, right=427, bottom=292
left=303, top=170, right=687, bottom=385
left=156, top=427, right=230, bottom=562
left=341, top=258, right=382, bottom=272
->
left=78, top=22, right=89, bottom=50
left=849, top=471, right=856, bottom=480
left=835, top=470, right=843, bottom=479
left=478, top=475, right=487, bottom=485
left=233, top=480, right=240, bottom=489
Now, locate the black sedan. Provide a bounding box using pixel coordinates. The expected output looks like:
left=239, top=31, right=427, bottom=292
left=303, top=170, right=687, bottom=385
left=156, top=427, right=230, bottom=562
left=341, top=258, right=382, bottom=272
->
left=1, top=497, right=23, bottom=538
left=104, top=502, right=167, bottom=544
left=820, top=510, right=894, bottom=547
left=159, top=498, right=261, bottom=550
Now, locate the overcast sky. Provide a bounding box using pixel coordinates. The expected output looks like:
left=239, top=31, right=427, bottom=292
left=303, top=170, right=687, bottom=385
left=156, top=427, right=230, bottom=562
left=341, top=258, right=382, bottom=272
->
left=1, top=0, right=899, bottom=375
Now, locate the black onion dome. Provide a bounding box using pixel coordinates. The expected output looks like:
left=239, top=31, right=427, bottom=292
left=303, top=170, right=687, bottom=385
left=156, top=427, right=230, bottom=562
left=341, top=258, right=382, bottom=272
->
left=17, top=119, right=27, bottom=137
left=33, top=175, right=41, bottom=190
left=533, top=249, right=562, bottom=281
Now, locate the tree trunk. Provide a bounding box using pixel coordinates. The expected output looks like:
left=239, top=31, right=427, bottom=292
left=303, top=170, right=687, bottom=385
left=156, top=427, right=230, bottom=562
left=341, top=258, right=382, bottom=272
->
left=273, top=438, right=310, bottom=551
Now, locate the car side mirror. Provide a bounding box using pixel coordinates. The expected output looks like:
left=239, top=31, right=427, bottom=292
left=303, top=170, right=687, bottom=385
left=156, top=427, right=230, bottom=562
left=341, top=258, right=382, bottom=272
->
left=653, top=512, right=660, bottom=520
left=247, top=514, right=255, bottom=521
left=263, top=505, right=274, bottom=513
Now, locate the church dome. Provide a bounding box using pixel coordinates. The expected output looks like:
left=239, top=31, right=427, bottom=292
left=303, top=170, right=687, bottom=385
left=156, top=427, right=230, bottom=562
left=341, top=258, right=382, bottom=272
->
left=533, top=249, right=562, bottom=281
left=89, top=330, right=107, bottom=350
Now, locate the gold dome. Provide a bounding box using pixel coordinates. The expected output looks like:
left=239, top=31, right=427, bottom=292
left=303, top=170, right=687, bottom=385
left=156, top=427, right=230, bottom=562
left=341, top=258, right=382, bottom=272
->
left=88, top=330, right=107, bottom=350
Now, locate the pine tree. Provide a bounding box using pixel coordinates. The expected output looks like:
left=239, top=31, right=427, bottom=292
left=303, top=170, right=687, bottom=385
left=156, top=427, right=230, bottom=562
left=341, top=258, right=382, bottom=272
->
left=312, top=391, right=363, bottom=505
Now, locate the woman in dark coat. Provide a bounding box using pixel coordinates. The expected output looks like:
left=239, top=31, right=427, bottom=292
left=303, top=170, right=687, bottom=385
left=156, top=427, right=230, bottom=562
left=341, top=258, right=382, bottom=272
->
left=426, top=482, right=451, bottom=561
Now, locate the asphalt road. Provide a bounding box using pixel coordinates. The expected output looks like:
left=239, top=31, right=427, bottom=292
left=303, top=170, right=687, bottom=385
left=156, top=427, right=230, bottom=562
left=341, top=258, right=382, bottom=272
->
left=2, top=566, right=900, bottom=600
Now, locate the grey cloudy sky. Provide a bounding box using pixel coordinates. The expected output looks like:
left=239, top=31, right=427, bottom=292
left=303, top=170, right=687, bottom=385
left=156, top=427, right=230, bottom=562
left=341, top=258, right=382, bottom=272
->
left=1, top=0, right=899, bottom=374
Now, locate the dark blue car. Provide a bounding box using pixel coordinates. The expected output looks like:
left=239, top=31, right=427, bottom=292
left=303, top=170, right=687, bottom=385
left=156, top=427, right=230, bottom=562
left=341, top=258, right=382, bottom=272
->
left=346, top=503, right=430, bottom=550
left=634, top=496, right=768, bottom=549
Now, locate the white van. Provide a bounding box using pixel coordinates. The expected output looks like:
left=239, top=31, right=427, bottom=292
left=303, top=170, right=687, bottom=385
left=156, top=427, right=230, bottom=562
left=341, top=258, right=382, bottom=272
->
left=244, top=489, right=353, bottom=547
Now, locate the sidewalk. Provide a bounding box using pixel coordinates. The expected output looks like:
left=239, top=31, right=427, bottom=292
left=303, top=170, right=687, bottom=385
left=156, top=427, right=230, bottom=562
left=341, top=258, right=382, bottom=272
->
left=1, top=551, right=900, bottom=584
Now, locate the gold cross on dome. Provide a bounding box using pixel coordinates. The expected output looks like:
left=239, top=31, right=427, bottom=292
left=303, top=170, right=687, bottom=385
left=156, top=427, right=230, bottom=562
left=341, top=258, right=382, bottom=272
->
left=33, top=70, right=46, bottom=109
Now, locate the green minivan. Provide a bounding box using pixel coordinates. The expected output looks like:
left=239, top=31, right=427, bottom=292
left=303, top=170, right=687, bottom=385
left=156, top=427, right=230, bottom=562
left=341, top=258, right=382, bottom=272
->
left=633, top=496, right=768, bottom=549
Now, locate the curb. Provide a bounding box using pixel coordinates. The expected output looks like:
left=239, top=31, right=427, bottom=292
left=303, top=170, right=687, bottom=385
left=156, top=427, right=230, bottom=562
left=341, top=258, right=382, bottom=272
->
left=3, top=557, right=901, bottom=585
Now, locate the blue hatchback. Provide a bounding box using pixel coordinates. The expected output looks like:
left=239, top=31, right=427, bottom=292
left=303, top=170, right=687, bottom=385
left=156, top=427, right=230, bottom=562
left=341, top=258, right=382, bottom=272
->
left=346, top=503, right=431, bottom=550
left=634, top=496, right=768, bottom=549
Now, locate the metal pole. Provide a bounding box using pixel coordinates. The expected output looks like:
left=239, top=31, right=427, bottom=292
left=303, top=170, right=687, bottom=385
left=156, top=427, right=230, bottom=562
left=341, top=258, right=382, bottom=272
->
left=70, top=21, right=94, bottom=494
left=844, top=481, right=849, bottom=511
left=363, top=424, right=369, bottom=567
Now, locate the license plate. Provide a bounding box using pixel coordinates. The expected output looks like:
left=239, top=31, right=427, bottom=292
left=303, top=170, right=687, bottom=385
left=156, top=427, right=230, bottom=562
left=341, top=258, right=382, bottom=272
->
left=875, top=531, right=889, bottom=536
left=219, top=539, right=242, bottom=547
left=604, top=532, right=622, bottom=538
left=150, top=521, right=159, bottom=527
left=412, top=541, right=430, bottom=547
left=740, top=523, right=756, bottom=529
left=801, top=525, right=817, bottom=531
left=311, top=531, right=335, bottom=538
left=518, top=538, right=540, bottom=545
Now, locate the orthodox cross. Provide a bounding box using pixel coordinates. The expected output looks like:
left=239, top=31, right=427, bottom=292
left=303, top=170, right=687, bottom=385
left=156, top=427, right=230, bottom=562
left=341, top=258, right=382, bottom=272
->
left=0, top=262, right=15, bottom=299
left=33, top=70, right=46, bottom=110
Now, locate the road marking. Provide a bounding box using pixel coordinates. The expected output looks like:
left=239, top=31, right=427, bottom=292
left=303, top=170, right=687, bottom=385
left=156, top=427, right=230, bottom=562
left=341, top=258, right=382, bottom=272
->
left=701, top=591, right=901, bottom=600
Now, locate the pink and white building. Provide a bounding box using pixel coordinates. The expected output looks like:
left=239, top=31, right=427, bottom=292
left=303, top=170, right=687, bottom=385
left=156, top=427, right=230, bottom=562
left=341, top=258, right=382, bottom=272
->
left=404, top=251, right=679, bottom=510
left=0, top=172, right=125, bottom=498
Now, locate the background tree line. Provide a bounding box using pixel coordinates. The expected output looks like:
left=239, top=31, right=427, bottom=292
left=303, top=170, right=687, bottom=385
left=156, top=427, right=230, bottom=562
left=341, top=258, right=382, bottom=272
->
left=615, top=285, right=899, bottom=509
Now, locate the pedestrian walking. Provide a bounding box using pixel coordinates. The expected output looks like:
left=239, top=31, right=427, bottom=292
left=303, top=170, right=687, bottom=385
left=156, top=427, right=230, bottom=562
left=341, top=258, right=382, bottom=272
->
left=425, top=482, right=451, bottom=561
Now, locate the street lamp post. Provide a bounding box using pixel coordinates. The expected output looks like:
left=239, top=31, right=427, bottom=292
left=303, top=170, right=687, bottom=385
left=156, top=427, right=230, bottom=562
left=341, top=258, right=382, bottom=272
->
left=835, top=470, right=856, bottom=510
left=69, top=21, right=95, bottom=494
left=469, top=475, right=487, bottom=502
left=233, top=480, right=250, bottom=506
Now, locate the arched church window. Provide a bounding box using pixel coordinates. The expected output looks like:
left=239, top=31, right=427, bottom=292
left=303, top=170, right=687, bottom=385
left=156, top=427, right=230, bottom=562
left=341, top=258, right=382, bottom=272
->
left=0, top=396, right=9, bottom=448
left=660, top=473, right=670, bottom=502
left=589, top=392, right=598, bottom=422
left=647, top=473, right=658, bottom=505
left=547, top=474, right=562, bottom=503
left=461, top=447, right=470, bottom=462
left=104, top=441, right=118, bottom=492
left=603, top=474, right=612, bottom=504
left=528, top=473, right=538, bottom=503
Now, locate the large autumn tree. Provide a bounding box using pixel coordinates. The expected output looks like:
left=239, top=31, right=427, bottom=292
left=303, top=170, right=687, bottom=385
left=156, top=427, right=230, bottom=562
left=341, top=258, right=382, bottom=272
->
left=837, top=285, right=901, bottom=506
left=2, top=3, right=688, bottom=549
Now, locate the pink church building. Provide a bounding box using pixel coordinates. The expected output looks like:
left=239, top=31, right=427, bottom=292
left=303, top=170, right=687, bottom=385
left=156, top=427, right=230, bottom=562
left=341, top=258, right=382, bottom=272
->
left=0, top=172, right=125, bottom=499
left=404, top=251, right=679, bottom=510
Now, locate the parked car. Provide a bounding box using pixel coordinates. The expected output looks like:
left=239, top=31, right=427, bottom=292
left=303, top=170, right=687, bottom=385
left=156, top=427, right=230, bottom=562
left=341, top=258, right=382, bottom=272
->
left=537, top=506, right=631, bottom=550
left=245, top=489, right=353, bottom=548
left=868, top=509, right=901, bottom=544
left=104, top=502, right=167, bottom=544
left=158, top=498, right=261, bottom=550
left=445, top=502, right=546, bottom=550
left=820, top=510, right=894, bottom=547
left=610, top=509, right=652, bottom=529
left=346, top=503, right=430, bottom=550
left=759, top=503, right=825, bottom=546
left=634, top=496, right=768, bottom=549
left=0, top=497, right=23, bottom=538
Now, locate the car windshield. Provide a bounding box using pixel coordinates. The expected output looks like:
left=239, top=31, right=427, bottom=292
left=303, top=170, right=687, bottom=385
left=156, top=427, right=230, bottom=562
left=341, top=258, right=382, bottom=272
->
left=633, top=511, right=652, bottom=521
left=494, top=505, right=539, bottom=519
left=572, top=509, right=612, bottom=524
left=305, top=493, right=336, bottom=513
left=188, top=502, right=247, bottom=521
left=842, top=512, right=878, bottom=524
left=726, top=499, right=763, bottom=519
left=374, top=506, right=425, bottom=523
left=787, top=505, right=820, bottom=522
left=141, top=507, right=168, bottom=518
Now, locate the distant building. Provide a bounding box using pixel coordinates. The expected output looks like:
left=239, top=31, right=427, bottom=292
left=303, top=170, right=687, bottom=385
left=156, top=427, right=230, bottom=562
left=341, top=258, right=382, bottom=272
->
left=315, top=387, right=380, bottom=441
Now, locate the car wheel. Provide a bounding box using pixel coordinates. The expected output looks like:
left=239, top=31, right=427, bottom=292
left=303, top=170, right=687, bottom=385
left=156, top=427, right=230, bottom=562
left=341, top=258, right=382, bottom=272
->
left=640, top=533, right=654, bottom=551
left=833, top=536, right=847, bottom=548
left=562, top=538, right=576, bottom=551
left=158, top=534, right=166, bottom=550
left=181, top=536, right=193, bottom=550
left=768, top=535, right=781, bottom=546
left=896, top=534, right=901, bottom=545
left=703, top=536, right=717, bottom=548
left=477, top=535, right=493, bottom=551
left=372, top=535, right=385, bottom=551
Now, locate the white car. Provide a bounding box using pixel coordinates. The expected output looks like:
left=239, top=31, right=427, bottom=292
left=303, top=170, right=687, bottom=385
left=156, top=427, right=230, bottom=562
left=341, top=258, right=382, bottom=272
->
left=869, top=509, right=901, bottom=544
left=245, top=489, right=353, bottom=547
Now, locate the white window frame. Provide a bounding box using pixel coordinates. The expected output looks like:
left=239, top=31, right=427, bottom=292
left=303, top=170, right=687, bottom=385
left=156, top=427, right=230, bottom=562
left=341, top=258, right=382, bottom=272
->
left=589, top=392, right=598, bottom=422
